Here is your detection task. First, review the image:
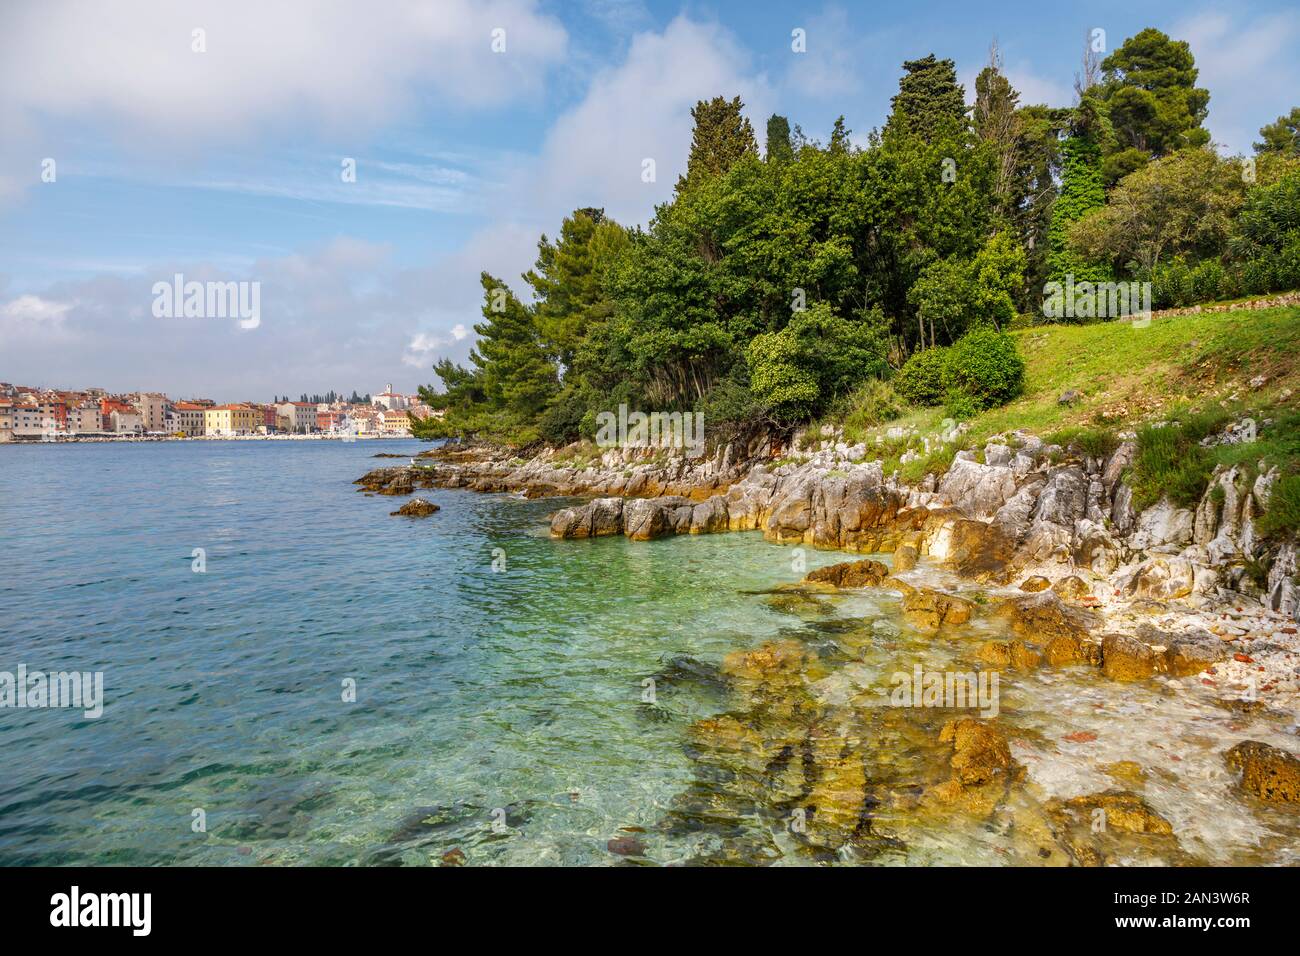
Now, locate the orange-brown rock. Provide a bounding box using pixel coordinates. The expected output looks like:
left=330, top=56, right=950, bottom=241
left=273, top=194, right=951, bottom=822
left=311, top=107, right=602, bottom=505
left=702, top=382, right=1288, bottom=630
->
left=1101, top=632, right=1160, bottom=681
left=803, top=558, right=890, bottom=589
left=1051, top=575, right=1093, bottom=602
left=943, top=518, right=1016, bottom=583
left=1043, top=631, right=1103, bottom=667
left=900, top=586, right=975, bottom=632
left=978, top=639, right=1042, bottom=670
left=939, top=718, right=1014, bottom=787
left=996, top=591, right=1099, bottom=644
left=1048, top=790, right=1173, bottom=834
left=1224, top=741, right=1300, bottom=804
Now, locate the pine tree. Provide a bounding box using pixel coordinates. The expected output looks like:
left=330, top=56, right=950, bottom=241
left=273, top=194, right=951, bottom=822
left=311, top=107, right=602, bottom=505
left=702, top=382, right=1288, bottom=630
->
left=885, top=54, right=968, bottom=142
left=523, top=208, right=629, bottom=371
left=1256, top=108, right=1300, bottom=156
left=677, top=95, right=758, bottom=193
left=470, top=272, right=559, bottom=419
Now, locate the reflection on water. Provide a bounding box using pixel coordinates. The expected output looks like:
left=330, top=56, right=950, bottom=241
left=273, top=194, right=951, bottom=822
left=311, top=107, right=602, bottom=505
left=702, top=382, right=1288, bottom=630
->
left=0, top=440, right=1295, bottom=865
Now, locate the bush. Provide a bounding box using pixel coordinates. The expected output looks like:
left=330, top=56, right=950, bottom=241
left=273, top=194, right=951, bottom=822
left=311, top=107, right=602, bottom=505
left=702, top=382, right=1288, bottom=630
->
left=946, top=324, right=1025, bottom=409
left=943, top=388, right=979, bottom=421
left=537, top=389, right=587, bottom=445
left=893, top=346, right=952, bottom=406
left=833, top=379, right=905, bottom=441
left=1130, top=423, right=1212, bottom=509
left=1190, top=259, right=1227, bottom=303
left=1047, top=425, right=1120, bottom=459
left=745, top=302, right=889, bottom=422
left=1150, top=258, right=1194, bottom=309
left=1259, top=473, right=1300, bottom=539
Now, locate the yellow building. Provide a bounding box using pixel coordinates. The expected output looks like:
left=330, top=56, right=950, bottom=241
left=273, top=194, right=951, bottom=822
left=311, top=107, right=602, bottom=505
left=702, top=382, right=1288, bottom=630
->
left=204, top=404, right=260, bottom=436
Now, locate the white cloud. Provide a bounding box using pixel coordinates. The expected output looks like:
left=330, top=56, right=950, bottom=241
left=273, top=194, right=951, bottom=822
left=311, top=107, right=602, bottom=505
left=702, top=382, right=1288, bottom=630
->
left=393, top=16, right=773, bottom=377
left=1174, top=10, right=1300, bottom=155
left=0, top=0, right=567, bottom=204
left=0, top=14, right=778, bottom=394
left=519, top=15, right=772, bottom=227
left=0, top=293, right=76, bottom=347
left=783, top=7, right=866, bottom=101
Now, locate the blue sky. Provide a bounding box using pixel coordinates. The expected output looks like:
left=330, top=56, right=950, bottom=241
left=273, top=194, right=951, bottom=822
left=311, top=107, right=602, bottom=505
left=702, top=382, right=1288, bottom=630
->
left=2, top=0, right=1297, bottom=400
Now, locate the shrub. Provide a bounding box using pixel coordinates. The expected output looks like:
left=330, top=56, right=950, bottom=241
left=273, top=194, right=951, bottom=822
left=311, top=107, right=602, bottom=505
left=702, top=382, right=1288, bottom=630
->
left=1127, top=409, right=1231, bottom=510
left=893, top=346, right=952, bottom=406
left=946, top=324, right=1025, bottom=409
left=537, top=389, right=587, bottom=445
left=1129, top=423, right=1212, bottom=509
left=1189, top=259, right=1226, bottom=303
left=1047, top=425, right=1120, bottom=459
left=1258, top=473, right=1300, bottom=539
left=1150, top=258, right=1194, bottom=309
left=943, top=388, right=979, bottom=421
left=745, top=302, right=889, bottom=422
left=834, top=379, right=905, bottom=441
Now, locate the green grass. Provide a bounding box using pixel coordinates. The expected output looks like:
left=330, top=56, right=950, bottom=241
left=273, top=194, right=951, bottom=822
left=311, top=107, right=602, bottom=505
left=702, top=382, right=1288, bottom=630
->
left=824, top=304, right=1300, bottom=533
left=1046, top=425, right=1120, bottom=459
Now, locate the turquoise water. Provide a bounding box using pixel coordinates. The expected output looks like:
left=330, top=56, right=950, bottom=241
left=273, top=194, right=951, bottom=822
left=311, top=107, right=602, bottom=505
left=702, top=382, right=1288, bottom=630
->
left=0, top=440, right=848, bottom=865
left=4, top=440, right=1298, bottom=866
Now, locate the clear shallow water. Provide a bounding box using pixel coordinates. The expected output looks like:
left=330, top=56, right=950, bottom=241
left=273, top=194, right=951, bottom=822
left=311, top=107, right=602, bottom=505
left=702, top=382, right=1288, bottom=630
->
left=1, top=441, right=1297, bottom=866
left=0, top=440, right=849, bottom=865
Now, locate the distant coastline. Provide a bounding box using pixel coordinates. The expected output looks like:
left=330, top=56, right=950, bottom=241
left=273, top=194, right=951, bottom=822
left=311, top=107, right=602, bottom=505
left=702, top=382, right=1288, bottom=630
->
left=0, top=433, right=424, bottom=445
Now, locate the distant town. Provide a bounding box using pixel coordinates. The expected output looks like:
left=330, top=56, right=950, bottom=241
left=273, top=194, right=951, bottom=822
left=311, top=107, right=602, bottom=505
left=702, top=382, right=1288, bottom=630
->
left=0, top=382, right=442, bottom=442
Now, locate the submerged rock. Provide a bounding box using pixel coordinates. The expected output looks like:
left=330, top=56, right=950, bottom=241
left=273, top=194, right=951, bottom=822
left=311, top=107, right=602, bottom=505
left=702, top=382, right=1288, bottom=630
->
left=978, top=639, right=1042, bottom=670
left=1019, top=575, right=1051, bottom=592
left=1048, top=790, right=1173, bottom=834
left=1224, top=741, right=1300, bottom=804
left=803, top=558, right=889, bottom=589
left=390, top=497, right=440, bottom=517
left=1101, top=632, right=1160, bottom=681
left=894, top=582, right=975, bottom=632
left=939, top=718, right=1014, bottom=787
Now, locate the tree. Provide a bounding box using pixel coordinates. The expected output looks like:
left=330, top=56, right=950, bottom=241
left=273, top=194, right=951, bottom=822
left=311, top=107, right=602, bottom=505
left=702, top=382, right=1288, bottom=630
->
left=765, top=114, right=794, bottom=163
left=885, top=54, right=968, bottom=143
left=1096, top=28, right=1210, bottom=182
left=745, top=302, right=888, bottom=421
left=973, top=44, right=1029, bottom=223
left=829, top=116, right=852, bottom=156
left=1047, top=135, right=1107, bottom=281
left=676, top=95, right=758, bottom=193
left=523, top=207, right=629, bottom=371
left=1256, top=108, right=1300, bottom=157
left=1068, top=148, right=1245, bottom=272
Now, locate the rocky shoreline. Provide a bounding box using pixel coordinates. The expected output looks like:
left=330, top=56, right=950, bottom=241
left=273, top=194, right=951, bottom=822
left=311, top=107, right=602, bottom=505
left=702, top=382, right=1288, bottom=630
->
left=357, top=431, right=1300, bottom=705
left=356, top=431, right=1300, bottom=862
left=356, top=430, right=1300, bottom=710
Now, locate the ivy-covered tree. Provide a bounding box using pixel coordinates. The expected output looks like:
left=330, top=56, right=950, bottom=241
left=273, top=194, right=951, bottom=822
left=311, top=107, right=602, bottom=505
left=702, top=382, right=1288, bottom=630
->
left=1047, top=134, right=1107, bottom=282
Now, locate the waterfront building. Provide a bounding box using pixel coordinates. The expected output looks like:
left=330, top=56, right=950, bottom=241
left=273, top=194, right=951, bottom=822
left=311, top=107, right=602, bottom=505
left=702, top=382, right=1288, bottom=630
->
left=169, top=402, right=207, bottom=437
left=204, top=404, right=260, bottom=436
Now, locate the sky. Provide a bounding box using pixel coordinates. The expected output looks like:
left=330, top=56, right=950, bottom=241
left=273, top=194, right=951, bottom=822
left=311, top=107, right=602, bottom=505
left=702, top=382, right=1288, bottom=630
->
left=1, top=0, right=1296, bottom=402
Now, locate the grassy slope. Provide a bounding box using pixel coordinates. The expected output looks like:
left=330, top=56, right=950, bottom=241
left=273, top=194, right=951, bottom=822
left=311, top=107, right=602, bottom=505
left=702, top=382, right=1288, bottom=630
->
left=834, top=305, right=1300, bottom=486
